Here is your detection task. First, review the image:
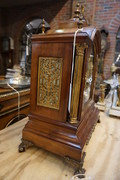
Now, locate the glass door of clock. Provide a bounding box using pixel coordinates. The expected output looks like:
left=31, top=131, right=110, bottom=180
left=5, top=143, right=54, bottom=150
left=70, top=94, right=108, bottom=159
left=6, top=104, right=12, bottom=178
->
left=83, top=47, right=94, bottom=107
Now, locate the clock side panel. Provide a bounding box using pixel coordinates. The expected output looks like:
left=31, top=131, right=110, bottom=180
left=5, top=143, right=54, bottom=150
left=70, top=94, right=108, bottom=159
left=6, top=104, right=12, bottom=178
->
left=30, top=42, right=72, bottom=122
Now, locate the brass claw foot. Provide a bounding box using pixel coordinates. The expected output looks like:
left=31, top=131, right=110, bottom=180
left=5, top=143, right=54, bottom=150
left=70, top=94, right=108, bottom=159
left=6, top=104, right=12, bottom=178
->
left=64, top=152, right=86, bottom=176
left=74, top=167, right=86, bottom=175
left=18, top=139, right=33, bottom=153
left=19, top=142, right=26, bottom=152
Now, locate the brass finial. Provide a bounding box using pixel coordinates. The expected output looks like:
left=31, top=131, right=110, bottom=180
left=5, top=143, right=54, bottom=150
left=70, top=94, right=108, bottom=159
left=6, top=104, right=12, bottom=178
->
left=77, top=5, right=84, bottom=28
left=74, top=3, right=80, bottom=19
left=41, top=19, right=46, bottom=34
left=99, top=83, right=106, bottom=103
left=81, top=5, right=84, bottom=16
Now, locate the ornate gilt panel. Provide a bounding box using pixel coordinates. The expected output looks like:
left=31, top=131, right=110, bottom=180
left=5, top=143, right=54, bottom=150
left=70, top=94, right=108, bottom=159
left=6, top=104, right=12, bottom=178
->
left=37, top=57, right=63, bottom=110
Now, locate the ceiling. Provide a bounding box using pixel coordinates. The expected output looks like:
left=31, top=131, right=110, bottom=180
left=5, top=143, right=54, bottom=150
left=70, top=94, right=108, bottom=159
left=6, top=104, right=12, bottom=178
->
left=0, top=0, right=52, bottom=8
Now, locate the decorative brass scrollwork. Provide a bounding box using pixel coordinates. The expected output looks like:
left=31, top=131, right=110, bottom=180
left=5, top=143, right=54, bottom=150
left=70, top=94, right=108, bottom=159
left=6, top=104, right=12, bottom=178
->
left=37, top=57, right=63, bottom=110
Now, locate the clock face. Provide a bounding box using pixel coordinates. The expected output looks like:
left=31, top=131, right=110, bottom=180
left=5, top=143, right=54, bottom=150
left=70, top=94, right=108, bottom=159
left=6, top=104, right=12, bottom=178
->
left=83, top=48, right=94, bottom=108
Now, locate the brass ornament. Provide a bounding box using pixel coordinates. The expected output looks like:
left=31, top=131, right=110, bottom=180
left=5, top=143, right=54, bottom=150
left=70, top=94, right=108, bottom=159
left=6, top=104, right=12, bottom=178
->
left=111, top=63, right=117, bottom=73
left=81, top=5, right=84, bottom=16
left=41, top=19, right=46, bottom=34
left=19, top=139, right=33, bottom=152
left=99, top=83, right=106, bottom=103
left=77, top=5, right=84, bottom=28
left=37, top=57, right=63, bottom=110
left=73, top=3, right=85, bottom=29
left=74, top=3, right=80, bottom=19
left=70, top=44, right=88, bottom=123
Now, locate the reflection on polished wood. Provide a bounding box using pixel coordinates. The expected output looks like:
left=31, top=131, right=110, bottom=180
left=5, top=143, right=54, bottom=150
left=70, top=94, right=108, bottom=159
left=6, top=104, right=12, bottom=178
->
left=0, top=87, right=30, bottom=130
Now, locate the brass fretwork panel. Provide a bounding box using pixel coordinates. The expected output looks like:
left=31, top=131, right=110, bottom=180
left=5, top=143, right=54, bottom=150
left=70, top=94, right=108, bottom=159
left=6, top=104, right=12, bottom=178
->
left=37, top=57, right=63, bottom=110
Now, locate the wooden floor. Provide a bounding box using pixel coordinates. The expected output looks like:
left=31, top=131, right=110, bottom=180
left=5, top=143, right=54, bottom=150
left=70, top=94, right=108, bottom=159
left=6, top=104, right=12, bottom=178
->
left=0, top=112, right=120, bottom=180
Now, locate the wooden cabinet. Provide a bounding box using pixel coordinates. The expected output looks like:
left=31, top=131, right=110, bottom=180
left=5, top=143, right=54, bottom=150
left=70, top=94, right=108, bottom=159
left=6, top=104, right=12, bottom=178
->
left=19, top=26, right=101, bottom=164
left=0, top=87, right=30, bottom=130
left=0, top=37, right=14, bottom=75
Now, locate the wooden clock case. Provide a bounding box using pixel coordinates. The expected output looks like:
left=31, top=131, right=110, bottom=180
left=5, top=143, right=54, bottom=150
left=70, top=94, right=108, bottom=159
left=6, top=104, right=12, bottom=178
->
left=19, top=23, right=101, bottom=164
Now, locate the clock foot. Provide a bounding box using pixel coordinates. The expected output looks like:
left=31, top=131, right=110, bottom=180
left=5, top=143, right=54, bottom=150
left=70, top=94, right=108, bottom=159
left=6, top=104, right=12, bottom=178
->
left=19, top=139, right=33, bottom=152
left=64, top=152, right=86, bottom=176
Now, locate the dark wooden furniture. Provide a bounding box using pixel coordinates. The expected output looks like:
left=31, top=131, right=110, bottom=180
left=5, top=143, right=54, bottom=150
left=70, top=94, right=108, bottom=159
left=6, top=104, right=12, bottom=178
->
left=0, top=37, right=14, bottom=75
left=19, top=24, right=101, bottom=167
left=0, top=87, right=30, bottom=130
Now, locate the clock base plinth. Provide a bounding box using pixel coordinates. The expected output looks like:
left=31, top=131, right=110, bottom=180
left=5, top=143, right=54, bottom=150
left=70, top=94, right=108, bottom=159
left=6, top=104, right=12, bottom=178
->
left=20, top=101, right=99, bottom=162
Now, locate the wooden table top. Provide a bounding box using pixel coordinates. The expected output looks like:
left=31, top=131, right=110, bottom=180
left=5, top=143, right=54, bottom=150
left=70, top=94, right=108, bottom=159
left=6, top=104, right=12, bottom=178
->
left=0, top=118, right=74, bottom=180
left=0, top=112, right=120, bottom=180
